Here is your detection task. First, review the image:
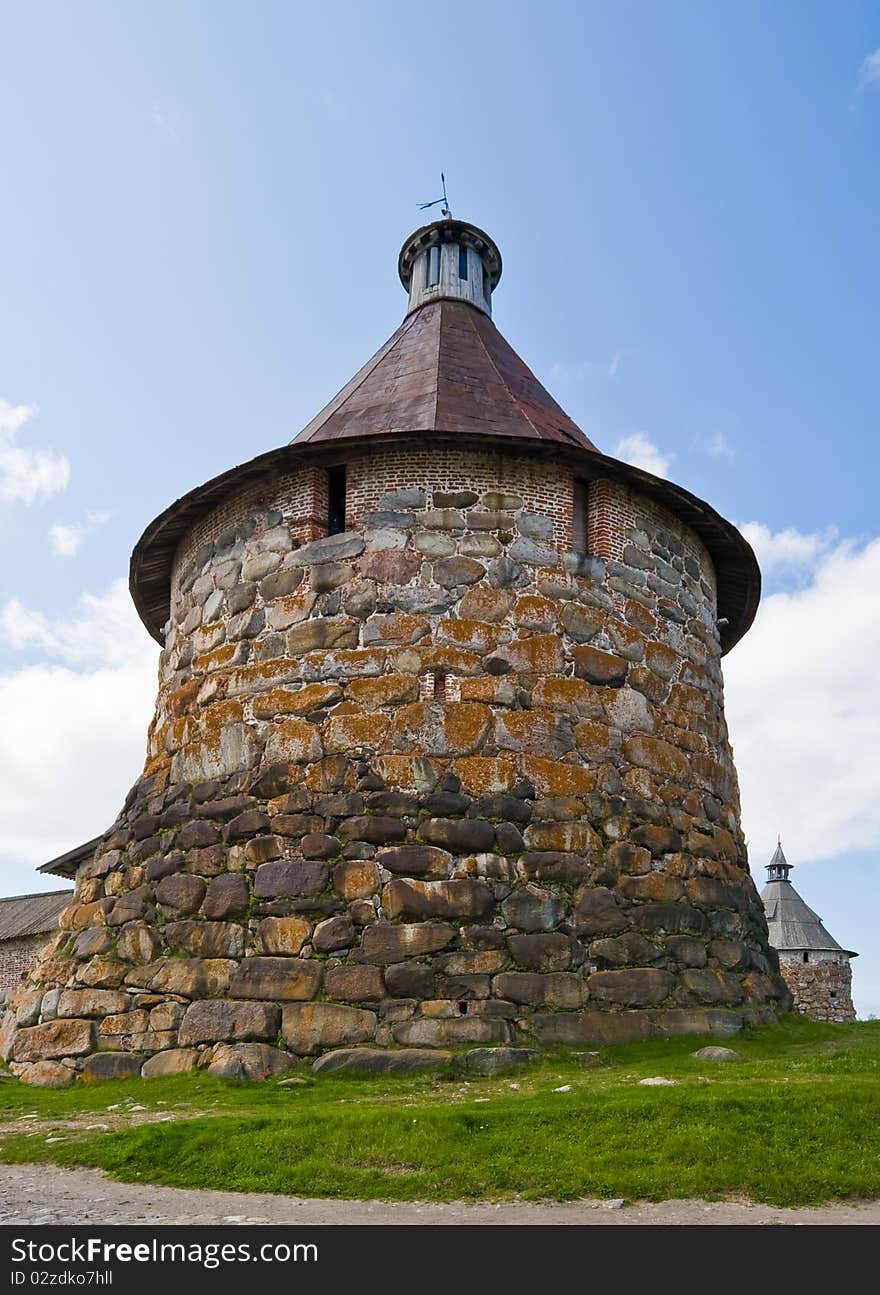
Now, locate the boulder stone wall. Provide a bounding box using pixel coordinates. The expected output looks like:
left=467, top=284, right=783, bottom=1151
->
left=1, top=446, right=790, bottom=1083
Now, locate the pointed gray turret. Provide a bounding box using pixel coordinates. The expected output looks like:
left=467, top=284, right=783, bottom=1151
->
left=761, top=841, right=856, bottom=957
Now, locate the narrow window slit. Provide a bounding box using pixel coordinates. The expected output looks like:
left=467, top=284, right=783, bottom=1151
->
left=458, top=244, right=468, bottom=280
left=572, top=478, right=588, bottom=554
left=433, top=671, right=447, bottom=701
left=327, top=465, right=347, bottom=536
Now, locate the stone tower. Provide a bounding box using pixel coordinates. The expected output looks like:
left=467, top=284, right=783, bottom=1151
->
left=761, top=842, right=856, bottom=1022
left=1, top=216, right=791, bottom=1086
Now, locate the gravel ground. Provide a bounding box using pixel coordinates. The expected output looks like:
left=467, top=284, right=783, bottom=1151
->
left=0, top=1164, right=877, bottom=1225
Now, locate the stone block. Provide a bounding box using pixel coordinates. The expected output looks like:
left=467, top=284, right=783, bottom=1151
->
left=560, top=603, right=604, bottom=643
left=83, top=1053, right=143, bottom=1083
left=164, top=921, right=246, bottom=960
left=203, top=1042, right=297, bottom=1081
left=432, top=555, right=486, bottom=587
left=617, top=873, right=685, bottom=903
left=257, top=915, right=311, bottom=956
left=382, top=879, right=494, bottom=921
left=589, top=933, right=663, bottom=965
left=493, top=972, right=586, bottom=1008
left=202, top=873, right=250, bottom=919
left=572, top=645, right=628, bottom=686
left=312, top=1047, right=453, bottom=1075
left=681, top=969, right=745, bottom=1004
left=229, top=957, right=323, bottom=1001
left=324, top=964, right=385, bottom=1002
left=339, top=815, right=407, bottom=846
left=57, top=989, right=130, bottom=1019
left=384, top=962, right=435, bottom=998
left=377, top=845, right=451, bottom=879
left=116, top=924, right=161, bottom=965
left=264, top=717, right=324, bottom=764
left=465, top=1047, right=540, bottom=1075
left=530, top=1010, right=654, bottom=1046
left=13, top=1018, right=94, bottom=1061
left=666, top=935, right=708, bottom=967
left=281, top=1003, right=377, bottom=1055
left=649, top=1008, right=744, bottom=1038
left=571, top=886, right=629, bottom=938
left=313, top=915, right=355, bottom=952
left=360, top=923, right=456, bottom=963
left=506, top=933, right=574, bottom=971
left=141, top=1048, right=201, bottom=1077
left=418, top=818, right=495, bottom=853
left=178, top=999, right=281, bottom=1045
left=391, top=1017, right=511, bottom=1047
left=360, top=550, right=421, bottom=584
left=156, top=874, right=206, bottom=915
left=254, top=859, right=329, bottom=898
left=623, top=734, right=691, bottom=781
left=147, top=958, right=236, bottom=998
left=332, top=859, right=380, bottom=901
left=98, top=1009, right=151, bottom=1038
left=501, top=886, right=566, bottom=932
left=289, top=533, right=365, bottom=565
left=17, top=1061, right=76, bottom=1088
left=588, top=968, right=674, bottom=1006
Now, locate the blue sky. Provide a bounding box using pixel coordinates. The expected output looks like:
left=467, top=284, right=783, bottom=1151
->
left=0, top=2, right=877, bottom=1012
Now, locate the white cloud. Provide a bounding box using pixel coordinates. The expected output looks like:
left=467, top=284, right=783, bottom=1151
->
left=855, top=48, right=880, bottom=94
left=725, top=536, right=880, bottom=868
left=0, top=399, right=70, bottom=506
left=0, top=580, right=158, bottom=883
left=608, top=351, right=622, bottom=379
left=0, top=578, right=146, bottom=667
left=737, top=520, right=839, bottom=579
left=151, top=101, right=178, bottom=137
left=704, top=430, right=734, bottom=460
left=48, top=510, right=112, bottom=559
left=613, top=432, right=672, bottom=478
left=0, top=400, right=38, bottom=436
left=549, top=359, right=592, bottom=383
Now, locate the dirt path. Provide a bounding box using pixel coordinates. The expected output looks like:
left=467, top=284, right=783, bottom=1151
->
left=0, top=1164, right=877, bottom=1225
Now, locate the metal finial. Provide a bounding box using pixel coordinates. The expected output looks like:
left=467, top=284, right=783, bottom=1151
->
left=418, top=172, right=452, bottom=219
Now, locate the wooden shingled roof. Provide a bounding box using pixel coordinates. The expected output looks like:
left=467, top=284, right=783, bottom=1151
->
left=294, top=300, right=597, bottom=451
left=0, top=890, right=72, bottom=942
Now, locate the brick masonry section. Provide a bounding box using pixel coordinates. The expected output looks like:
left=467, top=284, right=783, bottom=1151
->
left=0, top=450, right=790, bottom=1085
left=778, top=953, right=856, bottom=1023
left=0, top=938, right=44, bottom=992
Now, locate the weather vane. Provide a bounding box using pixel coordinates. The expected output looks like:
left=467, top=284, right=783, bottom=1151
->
left=418, top=172, right=452, bottom=219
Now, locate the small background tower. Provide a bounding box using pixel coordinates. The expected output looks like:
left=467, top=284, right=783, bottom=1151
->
left=761, top=842, right=857, bottom=1022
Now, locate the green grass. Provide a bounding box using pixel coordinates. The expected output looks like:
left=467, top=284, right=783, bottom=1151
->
left=1, top=1017, right=879, bottom=1207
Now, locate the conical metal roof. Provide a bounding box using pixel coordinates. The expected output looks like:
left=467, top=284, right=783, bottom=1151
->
left=128, top=214, right=763, bottom=654
left=292, top=298, right=597, bottom=451
left=760, top=844, right=857, bottom=957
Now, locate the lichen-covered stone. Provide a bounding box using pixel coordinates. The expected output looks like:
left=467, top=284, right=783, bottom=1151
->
left=178, top=999, right=281, bottom=1045
left=82, top=1053, right=143, bottom=1083
left=2, top=450, right=788, bottom=1079
left=280, top=1003, right=377, bottom=1055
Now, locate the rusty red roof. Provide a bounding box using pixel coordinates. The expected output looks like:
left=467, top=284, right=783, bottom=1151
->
left=294, top=300, right=597, bottom=451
